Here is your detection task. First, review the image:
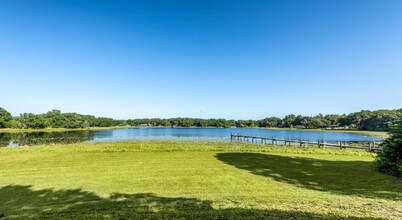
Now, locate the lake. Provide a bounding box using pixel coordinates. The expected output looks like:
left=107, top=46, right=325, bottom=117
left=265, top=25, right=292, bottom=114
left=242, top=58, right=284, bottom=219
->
left=0, top=128, right=383, bottom=147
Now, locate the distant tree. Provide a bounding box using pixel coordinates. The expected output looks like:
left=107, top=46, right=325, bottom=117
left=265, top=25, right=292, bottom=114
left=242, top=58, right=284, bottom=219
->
left=306, top=116, right=329, bottom=129
left=283, top=114, right=296, bottom=128
left=43, top=109, right=63, bottom=127
left=294, top=115, right=304, bottom=126
left=267, top=117, right=281, bottom=127
left=215, top=119, right=230, bottom=128
left=178, top=118, right=194, bottom=127
left=62, top=113, right=85, bottom=128
left=19, top=113, right=48, bottom=129
left=7, top=119, right=22, bottom=129
left=248, top=121, right=257, bottom=127
left=360, top=110, right=401, bottom=131
left=94, top=117, right=114, bottom=127
left=375, top=124, right=402, bottom=177
left=0, top=107, right=13, bottom=128
left=160, top=120, right=171, bottom=127
left=83, top=115, right=97, bottom=126
left=236, top=120, right=248, bottom=128
left=170, top=120, right=179, bottom=127
left=324, top=114, right=342, bottom=126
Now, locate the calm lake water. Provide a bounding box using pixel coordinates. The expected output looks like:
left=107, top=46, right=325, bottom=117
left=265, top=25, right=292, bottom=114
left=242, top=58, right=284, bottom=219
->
left=0, top=128, right=383, bottom=147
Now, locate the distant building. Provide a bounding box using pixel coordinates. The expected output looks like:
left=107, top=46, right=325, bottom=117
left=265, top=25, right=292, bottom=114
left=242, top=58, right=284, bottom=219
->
left=294, top=125, right=306, bottom=129
left=326, top=125, right=339, bottom=130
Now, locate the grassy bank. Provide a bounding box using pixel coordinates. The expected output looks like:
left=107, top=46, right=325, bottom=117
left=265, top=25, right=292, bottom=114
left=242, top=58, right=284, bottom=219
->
left=0, top=141, right=400, bottom=219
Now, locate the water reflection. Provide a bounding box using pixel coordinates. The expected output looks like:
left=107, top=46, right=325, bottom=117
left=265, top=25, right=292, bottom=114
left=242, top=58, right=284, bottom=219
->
left=0, top=130, right=95, bottom=147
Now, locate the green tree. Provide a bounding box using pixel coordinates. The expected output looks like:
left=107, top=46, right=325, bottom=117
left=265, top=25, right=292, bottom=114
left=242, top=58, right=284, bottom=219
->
left=19, top=113, right=48, bottom=129
left=236, top=120, right=248, bottom=128
left=43, top=109, right=63, bottom=127
left=0, top=107, right=13, bottom=128
left=283, top=114, right=296, bottom=128
left=94, top=117, right=114, bottom=127
left=374, top=125, right=402, bottom=177
left=7, top=119, right=22, bottom=129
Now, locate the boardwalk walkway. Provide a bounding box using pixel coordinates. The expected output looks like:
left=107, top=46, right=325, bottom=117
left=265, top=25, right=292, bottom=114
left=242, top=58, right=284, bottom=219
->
left=230, top=133, right=382, bottom=152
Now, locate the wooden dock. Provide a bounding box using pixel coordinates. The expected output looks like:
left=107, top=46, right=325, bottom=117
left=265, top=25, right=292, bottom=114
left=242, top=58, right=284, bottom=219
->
left=230, top=133, right=382, bottom=152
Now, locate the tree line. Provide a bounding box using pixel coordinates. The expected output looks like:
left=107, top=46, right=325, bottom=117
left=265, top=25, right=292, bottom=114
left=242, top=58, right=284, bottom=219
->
left=0, top=107, right=401, bottom=131
left=0, top=109, right=124, bottom=129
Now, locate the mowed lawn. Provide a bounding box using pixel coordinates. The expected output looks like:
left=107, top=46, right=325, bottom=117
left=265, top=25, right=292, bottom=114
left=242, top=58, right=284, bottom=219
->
left=0, top=141, right=401, bottom=219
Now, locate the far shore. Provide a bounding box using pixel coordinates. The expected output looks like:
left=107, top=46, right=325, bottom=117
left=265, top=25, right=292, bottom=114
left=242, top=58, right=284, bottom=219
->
left=0, top=126, right=389, bottom=138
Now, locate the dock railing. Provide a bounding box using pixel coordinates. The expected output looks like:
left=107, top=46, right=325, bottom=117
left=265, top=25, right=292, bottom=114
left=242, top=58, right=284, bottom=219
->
left=230, top=133, right=382, bottom=152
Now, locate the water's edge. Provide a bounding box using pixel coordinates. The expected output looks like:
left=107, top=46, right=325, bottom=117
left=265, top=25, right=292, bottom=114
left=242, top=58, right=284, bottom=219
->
left=0, top=128, right=383, bottom=147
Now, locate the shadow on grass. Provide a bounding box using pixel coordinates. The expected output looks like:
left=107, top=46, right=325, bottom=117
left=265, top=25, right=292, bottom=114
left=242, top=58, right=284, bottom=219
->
left=216, top=153, right=402, bottom=201
left=0, top=185, right=384, bottom=219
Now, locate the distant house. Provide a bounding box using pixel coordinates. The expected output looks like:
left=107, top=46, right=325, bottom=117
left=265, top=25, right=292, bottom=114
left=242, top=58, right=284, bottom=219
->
left=326, top=125, right=339, bottom=130
left=139, top=124, right=152, bottom=127
left=294, top=125, right=306, bottom=129
left=326, top=124, right=346, bottom=130
left=344, top=124, right=356, bottom=129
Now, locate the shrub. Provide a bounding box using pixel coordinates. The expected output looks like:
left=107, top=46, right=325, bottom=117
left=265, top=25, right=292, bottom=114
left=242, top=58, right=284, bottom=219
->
left=374, top=125, right=402, bottom=177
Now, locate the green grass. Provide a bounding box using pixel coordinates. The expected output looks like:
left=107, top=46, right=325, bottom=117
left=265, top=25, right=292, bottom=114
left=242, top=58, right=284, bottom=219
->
left=0, top=141, right=401, bottom=219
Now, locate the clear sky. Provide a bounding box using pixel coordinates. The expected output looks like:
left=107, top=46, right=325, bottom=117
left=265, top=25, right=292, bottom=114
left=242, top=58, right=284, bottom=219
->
left=1, top=0, right=402, bottom=119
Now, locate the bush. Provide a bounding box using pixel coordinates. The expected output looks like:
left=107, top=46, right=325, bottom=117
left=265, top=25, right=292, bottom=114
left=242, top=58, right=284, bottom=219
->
left=374, top=125, right=402, bottom=177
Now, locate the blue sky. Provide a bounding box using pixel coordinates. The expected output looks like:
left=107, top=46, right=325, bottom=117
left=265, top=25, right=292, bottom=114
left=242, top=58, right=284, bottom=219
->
left=1, top=0, right=402, bottom=119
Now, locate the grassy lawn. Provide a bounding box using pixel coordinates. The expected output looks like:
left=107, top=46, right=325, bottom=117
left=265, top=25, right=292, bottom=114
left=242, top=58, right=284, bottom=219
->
left=0, top=141, right=401, bottom=219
